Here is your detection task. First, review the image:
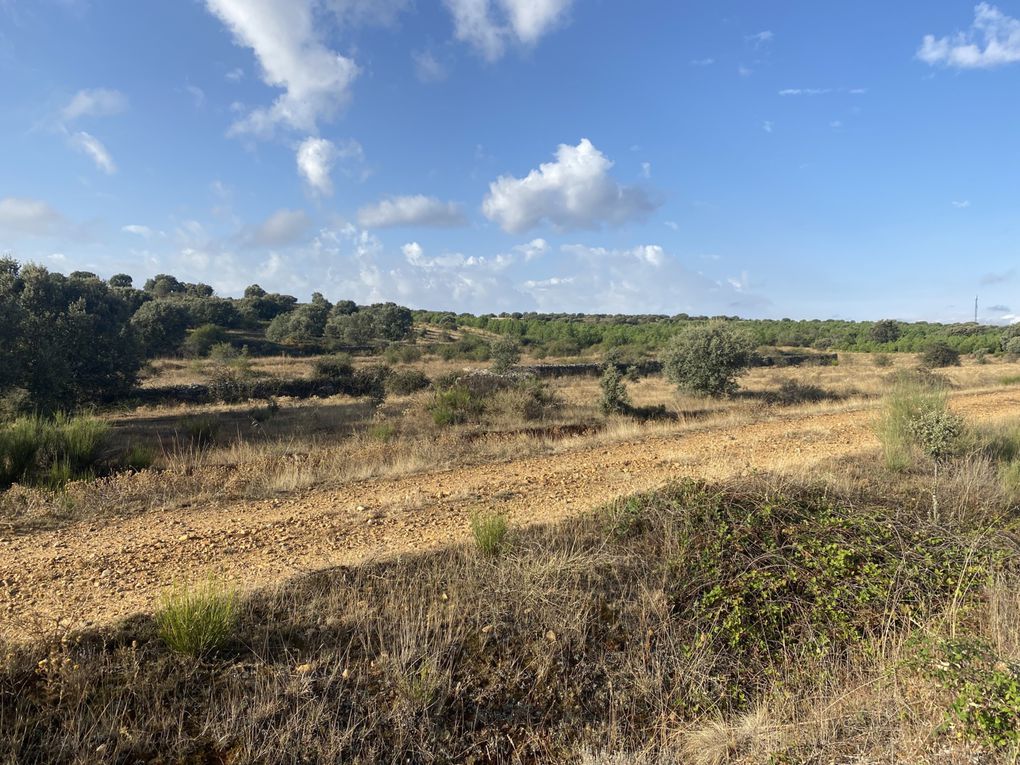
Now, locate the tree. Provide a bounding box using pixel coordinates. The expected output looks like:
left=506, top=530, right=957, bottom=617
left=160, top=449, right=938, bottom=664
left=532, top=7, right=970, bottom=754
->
left=599, top=365, right=631, bottom=415
left=869, top=319, right=900, bottom=344
left=325, top=310, right=377, bottom=345
left=661, top=322, right=755, bottom=396
left=490, top=336, right=521, bottom=374
left=108, top=273, right=133, bottom=288
left=1001, top=324, right=1020, bottom=354
left=143, top=273, right=187, bottom=298
left=244, top=284, right=267, bottom=299
left=0, top=258, right=141, bottom=410
left=130, top=300, right=191, bottom=357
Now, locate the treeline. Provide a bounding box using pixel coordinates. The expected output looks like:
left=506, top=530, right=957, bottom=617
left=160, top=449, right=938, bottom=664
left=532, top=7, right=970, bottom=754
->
left=0, top=260, right=413, bottom=412
left=416, top=311, right=1015, bottom=357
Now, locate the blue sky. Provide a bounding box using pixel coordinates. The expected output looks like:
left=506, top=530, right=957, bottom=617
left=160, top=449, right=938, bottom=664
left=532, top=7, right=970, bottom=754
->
left=2, top=1, right=1019, bottom=321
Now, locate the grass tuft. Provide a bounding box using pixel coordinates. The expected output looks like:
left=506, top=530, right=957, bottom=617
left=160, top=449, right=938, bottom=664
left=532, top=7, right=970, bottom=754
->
left=155, top=578, right=238, bottom=657
left=470, top=511, right=509, bottom=556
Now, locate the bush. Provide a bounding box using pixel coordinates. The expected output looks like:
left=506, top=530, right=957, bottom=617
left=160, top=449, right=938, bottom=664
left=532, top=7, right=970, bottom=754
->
left=130, top=300, right=191, bottom=358
left=921, top=342, right=961, bottom=368
left=661, top=322, right=755, bottom=396
left=872, top=353, right=893, bottom=368
left=490, top=337, right=522, bottom=374
left=470, top=512, right=508, bottom=557
left=599, top=365, right=632, bottom=415
left=182, top=324, right=228, bottom=358
left=430, top=387, right=485, bottom=426
left=156, top=578, right=238, bottom=657
left=313, top=353, right=354, bottom=383
left=762, top=380, right=837, bottom=406
left=907, top=409, right=964, bottom=461
left=876, top=372, right=954, bottom=470
left=386, top=369, right=431, bottom=396
left=489, top=379, right=559, bottom=422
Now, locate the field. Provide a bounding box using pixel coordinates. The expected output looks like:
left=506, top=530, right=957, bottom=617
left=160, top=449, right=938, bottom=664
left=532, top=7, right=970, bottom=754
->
left=4, top=347, right=1020, bottom=762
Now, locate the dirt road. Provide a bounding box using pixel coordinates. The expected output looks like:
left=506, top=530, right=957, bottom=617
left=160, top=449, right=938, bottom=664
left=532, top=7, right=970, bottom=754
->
left=3, top=388, right=1019, bottom=641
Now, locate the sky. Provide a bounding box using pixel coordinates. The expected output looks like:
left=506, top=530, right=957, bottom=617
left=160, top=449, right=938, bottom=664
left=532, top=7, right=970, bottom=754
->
left=1, top=0, right=1019, bottom=322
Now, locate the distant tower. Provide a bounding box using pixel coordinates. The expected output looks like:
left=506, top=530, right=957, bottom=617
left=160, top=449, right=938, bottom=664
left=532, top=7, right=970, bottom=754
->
left=975, top=296, right=979, bottom=324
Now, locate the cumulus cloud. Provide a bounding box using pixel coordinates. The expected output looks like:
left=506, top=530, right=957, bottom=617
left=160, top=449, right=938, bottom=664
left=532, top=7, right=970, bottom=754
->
left=61, top=88, right=127, bottom=121
left=0, top=197, right=64, bottom=237
left=482, top=138, right=658, bottom=233
left=357, top=195, right=467, bottom=228
left=205, top=0, right=359, bottom=136
left=245, top=208, right=311, bottom=247
left=443, top=0, right=574, bottom=60
left=69, top=131, right=116, bottom=173
left=295, top=137, right=362, bottom=195
left=918, top=3, right=1020, bottom=68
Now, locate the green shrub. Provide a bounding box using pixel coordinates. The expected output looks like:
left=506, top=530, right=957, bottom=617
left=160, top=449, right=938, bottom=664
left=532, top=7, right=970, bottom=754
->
left=875, top=373, right=953, bottom=470
left=429, top=387, right=485, bottom=426
left=470, top=512, right=508, bottom=557
left=156, top=578, right=238, bottom=657
left=313, top=353, right=354, bottom=382
left=386, top=369, right=431, bottom=396
left=490, top=337, right=521, bottom=374
left=599, top=365, right=632, bottom=415
left=872, top=353, right=893, bottom=368
left=916, top=639, right=1020, bottom=748
left=921, top=342, right=961, bottom=368
left=182, top=324, right=228, bottom=358
left=661, top=322, right=755, bottom=397
left=907, top=409, right=964, bottom=461
left=1000, top=375, right=1020, bottom=386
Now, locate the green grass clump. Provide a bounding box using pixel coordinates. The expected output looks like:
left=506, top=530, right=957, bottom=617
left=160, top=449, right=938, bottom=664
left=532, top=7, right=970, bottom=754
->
left=470, top=512, right=508, bottom=557
left=155, top=578, right=238, bottom=657
left=0, top=414, right=109, bottom=489
left=875, top=373, right=954, bottom=470
left=1000, top=375, right=1020, bottom=386
left=429, top=387, right=484, bottom=426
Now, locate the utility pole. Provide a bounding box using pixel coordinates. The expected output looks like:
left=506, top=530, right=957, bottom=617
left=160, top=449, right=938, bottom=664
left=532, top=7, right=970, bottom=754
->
left=975, top=296, right=979, bottom=324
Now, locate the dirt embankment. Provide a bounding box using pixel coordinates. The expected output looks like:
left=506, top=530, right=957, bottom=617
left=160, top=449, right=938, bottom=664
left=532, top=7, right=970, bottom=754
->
left=3, top=388, right=1019, bottom=641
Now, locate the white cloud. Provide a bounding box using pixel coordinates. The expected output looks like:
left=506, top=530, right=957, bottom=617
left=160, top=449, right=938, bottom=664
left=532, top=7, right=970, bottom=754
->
left=746, top=30, right=773, bottom=46
left=641, top=161, right=652, bottom=179
left=246, top=208, right=311, bottom=247
left=953, top=199, right=972, bottom=208
left=690, top=57, right=715, bottom=66
left=779, top=88, right=832, bottom=96
left=205, top=0, right=359, bottom=136
left=122, top=224, right=154, bottom=238
left=358, top=195, right=467, bottom=228
left=61, top=88, right=127, bottom=121
left=0, top=197, right=64, bottom=237
left=295, top=136, right=362, bottom=195
left=829, top=120, right=843, bottom=129
left=69, top=131, right=116, bottom=174
left=225, top=67, right=245, bottom=82
left=513, top=237, right=548, bottom=260
left=482, top=138, right=658, bottom=233
left=443, top=0, right=574, bottom=60
left=918, top=3, right=1020, bottom=68
left=185, top=84, right=206, bottom=108
left=762, top=120, right=774, bottom=133
left=413, top=49, right=448, bottom=82
left=324, top=0, right=409, bottom=26
left=664, top=220, right=679, bottom=231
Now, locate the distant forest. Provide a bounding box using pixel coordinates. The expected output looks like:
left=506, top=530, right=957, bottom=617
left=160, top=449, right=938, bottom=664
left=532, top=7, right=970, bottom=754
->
left=3, top=258, right=1019, bottom=410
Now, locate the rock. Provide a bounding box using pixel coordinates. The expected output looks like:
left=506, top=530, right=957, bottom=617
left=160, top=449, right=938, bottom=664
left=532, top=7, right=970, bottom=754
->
left=295, top=663, right=314, bottom=674
left=545, top=630, right=557, bottom=643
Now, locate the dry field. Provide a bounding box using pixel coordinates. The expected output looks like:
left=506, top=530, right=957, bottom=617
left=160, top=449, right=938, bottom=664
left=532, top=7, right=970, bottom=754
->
left=4, top=353, right=1020, bottom=641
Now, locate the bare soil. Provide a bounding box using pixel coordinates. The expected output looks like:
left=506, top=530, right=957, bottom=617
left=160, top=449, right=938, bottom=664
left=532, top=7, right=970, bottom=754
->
left=3, top=387, right=1019, bottom=642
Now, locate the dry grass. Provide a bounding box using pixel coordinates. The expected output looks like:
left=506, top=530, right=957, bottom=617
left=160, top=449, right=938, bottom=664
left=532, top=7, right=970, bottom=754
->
left=2, top=467, right=1017, bottom=763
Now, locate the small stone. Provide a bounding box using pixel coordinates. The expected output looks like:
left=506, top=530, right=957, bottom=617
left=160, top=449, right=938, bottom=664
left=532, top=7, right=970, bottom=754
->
left=295, top=663, right=314, bottom=674
left=545, top=630, right=557, bottom=643
left=481, top=625, right=493, bottom=634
